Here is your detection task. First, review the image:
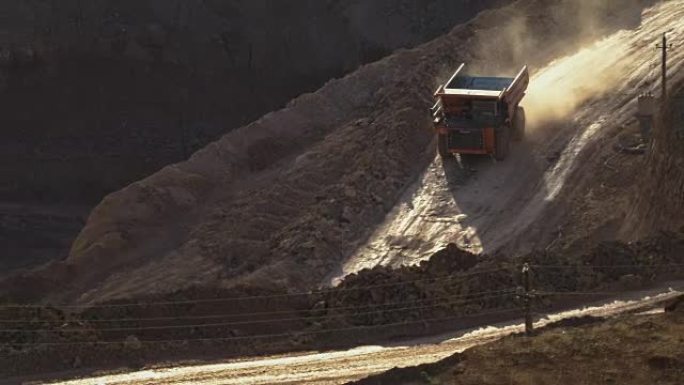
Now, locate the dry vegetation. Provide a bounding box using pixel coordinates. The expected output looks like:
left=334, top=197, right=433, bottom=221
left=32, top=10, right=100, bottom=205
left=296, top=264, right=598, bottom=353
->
left=349, top=302, right=684, bottom=385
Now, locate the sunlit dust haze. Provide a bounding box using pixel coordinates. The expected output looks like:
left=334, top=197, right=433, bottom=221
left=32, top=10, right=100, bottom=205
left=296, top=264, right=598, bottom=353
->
left=523, top=0, right=684, bottom=131
left=523, top=35, right=631, bottom=129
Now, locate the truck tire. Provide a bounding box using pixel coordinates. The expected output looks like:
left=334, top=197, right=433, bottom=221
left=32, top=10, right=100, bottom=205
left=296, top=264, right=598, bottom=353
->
left=513, top=106, right=526, bottom=141
left=437, top=133, right=451, bottom=158
left=495, top=126, right=511, bottom=161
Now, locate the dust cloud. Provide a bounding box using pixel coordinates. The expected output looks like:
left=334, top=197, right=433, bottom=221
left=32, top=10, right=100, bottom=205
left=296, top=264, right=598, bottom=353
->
left=463, top=0, right=651, bottom=130
left=522, top=34, right=632, bottom=130
left=523, top=0, right=684, bottom=131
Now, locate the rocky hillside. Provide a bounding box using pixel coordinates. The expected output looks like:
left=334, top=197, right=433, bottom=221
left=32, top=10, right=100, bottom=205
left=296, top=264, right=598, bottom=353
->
left=0, top=0, right=657, bottom=304
left=0, top=0, right=506, bottom=205
left=0, top=0, right=506, bottom=275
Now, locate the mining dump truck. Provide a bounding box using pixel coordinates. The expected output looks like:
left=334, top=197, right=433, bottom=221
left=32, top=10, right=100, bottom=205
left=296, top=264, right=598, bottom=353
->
left=431, top=64, right=529, bottom=160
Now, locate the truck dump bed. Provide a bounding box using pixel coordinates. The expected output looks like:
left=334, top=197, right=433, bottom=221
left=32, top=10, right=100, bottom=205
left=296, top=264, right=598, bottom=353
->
left=436, top=63, right=529, bottom=106
left=431, top=63, right=530, bottom=161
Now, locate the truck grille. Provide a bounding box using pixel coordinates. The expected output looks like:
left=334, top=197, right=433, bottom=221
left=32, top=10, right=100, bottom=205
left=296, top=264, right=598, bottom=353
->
left=448, top=130, right=484, bottom=149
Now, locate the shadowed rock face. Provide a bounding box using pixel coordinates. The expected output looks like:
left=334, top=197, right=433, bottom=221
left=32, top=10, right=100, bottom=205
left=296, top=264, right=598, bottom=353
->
left=0, top=0, right=507, bottom=274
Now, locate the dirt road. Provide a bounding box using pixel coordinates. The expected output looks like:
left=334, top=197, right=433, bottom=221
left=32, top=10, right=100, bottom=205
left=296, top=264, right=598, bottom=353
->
left=335, top=0, right=684, bottom=280
left=42, top=286, right=683, bottom=385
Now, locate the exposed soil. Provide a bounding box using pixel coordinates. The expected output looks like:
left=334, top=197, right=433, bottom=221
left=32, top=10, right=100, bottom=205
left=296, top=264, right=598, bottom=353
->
left=8, top=290, right=681, bottom=384
left=339, top=0, right=684, bottom=278
left=0, top=0, right=507, bottom=275
left=0, top=0, right=659, bottom=306
left=1, top=0, right=509, bottom=205
left=2, top=0, right=684, bottom=381
left=0, top=231, right=682, bottom=379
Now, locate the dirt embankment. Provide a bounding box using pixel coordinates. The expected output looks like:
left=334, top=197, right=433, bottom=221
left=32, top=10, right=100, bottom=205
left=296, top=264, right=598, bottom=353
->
left=1, top=0, right=510, bottom=205
left=497, top=3, right=684, bottom=258
left=348, top=304, right=684, bottom=385
left=548, top=73, right=684, bottom=257
left=0, top=0, right=657, bottom=305
left=1, top=231, right=682, bottom=378
left=334, top=0, right=684, bottom=277
left=1, top=0, right=508, bottom=275
left=320, top=231, right=684, bottom=329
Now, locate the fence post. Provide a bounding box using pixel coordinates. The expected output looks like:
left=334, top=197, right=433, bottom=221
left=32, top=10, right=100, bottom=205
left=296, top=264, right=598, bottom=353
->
left=522, top=262, right=534, bottom=336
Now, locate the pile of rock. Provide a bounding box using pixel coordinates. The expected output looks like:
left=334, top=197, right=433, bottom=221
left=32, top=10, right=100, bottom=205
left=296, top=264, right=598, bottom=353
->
left=314, top=231, right=684, bottom=328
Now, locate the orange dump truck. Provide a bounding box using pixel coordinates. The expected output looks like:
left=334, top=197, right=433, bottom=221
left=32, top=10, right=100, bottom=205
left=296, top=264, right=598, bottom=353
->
left=431, top=64, right=529, bottom=160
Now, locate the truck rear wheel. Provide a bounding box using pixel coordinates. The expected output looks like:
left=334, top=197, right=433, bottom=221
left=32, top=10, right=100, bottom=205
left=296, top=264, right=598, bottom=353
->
left=437, top=133, right=451, bottom=158
left=495, top=126, right=511, bottom=161
left=513, top=106, right=526, bottom=141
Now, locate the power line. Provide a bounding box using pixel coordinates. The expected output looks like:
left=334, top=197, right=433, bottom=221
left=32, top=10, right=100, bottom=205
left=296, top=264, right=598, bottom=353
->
left=0, top=267, right=513, bottom=310
left=2, top=266, right=681, bottom=355
left=529, top=263, right=684, bottom=269
left=0, top=288, right=517, bottom=325
left=0, top=307, right=522, bottom=348
left=0, top=261, right=679, bottom=312
left=536, top=288, right=683, bottom=297
left=10, top=282, right=677, bottom=332
left=0, top=292, right=518, bottom=333
left=3, top=261, right=679, bottom=311
left=656, top=32, right=674, bottom=100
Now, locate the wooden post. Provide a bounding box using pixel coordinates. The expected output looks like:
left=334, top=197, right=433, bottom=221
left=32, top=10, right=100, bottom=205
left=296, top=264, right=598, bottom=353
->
left=662, top=33, right=667, bottom=100
left=656, top=33, right=673, bottom=102
left=522, top=263, right=534, bottom=336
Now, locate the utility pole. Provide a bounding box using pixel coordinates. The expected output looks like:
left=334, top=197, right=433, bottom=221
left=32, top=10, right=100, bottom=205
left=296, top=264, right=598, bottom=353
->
left=522, top=263, right=534, bottom=336
left=656, top=32, right=673, bottom=101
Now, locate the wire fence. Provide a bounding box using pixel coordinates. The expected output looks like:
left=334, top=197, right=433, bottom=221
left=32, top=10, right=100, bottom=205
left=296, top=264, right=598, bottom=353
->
left=0, top=267, right=513, bottom=310
left=0, top=261, right=681, bottom=349
left=0, top=288, right=515, bottom=324
left=0, top=290, right=518, bottom=333
left=2, top=307, right=524, bottom=348
left=530, top=263, right=684, bottom=269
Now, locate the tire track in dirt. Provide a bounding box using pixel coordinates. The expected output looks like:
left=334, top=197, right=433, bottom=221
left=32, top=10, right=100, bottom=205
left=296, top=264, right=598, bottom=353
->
left=335, top=0, right=684, bottom=279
